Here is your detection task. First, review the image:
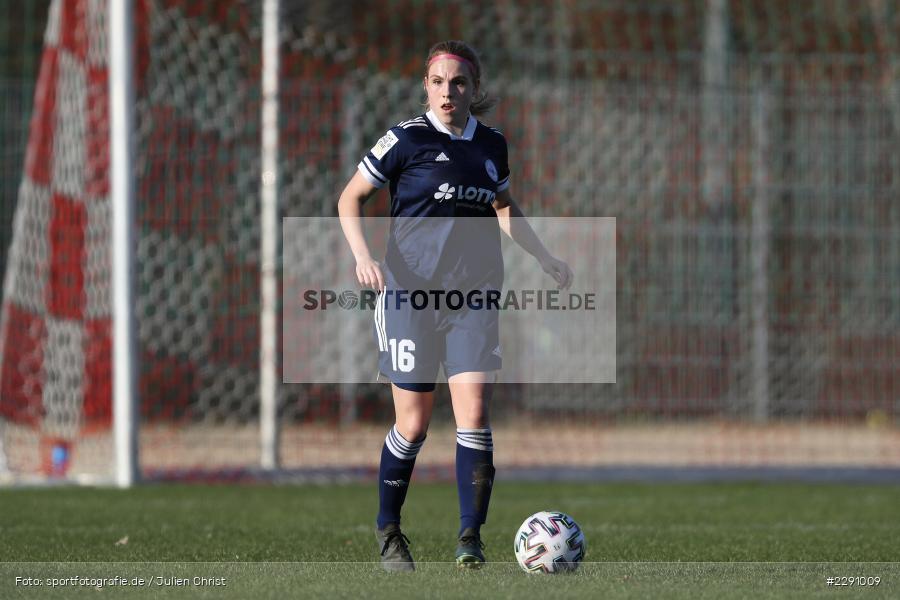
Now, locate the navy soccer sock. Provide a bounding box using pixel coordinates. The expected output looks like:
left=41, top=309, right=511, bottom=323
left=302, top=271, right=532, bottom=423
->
left=456, top=428, right=495, bottom=535
left=376, top=425, right=425, bottom=530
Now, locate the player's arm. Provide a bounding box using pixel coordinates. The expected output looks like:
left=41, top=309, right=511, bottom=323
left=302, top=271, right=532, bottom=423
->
left=337, top=171, right=384, bottom=290
left=494, top=189, right=573, bottom=290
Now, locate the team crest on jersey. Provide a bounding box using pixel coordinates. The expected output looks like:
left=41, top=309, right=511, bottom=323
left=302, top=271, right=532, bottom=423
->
left=371, top=131, right=399, bottom=160
left=484, top=159, right=498, bottom=182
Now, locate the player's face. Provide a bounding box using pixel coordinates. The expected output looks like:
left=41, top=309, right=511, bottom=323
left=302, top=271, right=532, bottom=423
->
left=424, top=59, right=477, bottom=132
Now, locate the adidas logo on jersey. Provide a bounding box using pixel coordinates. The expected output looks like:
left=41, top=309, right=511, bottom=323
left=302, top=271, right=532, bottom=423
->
left=435, top=152, right=450, bottom=162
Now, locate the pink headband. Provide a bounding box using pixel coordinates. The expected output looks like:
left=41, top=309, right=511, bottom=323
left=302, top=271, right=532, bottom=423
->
left=427, top=53, right=476, bottom=73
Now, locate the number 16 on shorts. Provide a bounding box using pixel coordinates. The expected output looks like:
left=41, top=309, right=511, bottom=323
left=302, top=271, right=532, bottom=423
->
left=388, top=339, right=415, bottom=372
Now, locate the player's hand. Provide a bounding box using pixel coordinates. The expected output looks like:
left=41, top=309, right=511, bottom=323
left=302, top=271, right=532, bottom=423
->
left=355, top=256, right=385, bottom=290
left=539, top=254, right=574, bottom=290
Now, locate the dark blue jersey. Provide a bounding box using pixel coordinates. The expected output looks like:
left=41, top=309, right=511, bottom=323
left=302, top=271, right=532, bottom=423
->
left=358, top=111, right=510, bottom=288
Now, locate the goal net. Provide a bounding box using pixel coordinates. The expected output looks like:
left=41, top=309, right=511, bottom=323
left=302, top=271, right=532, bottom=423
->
left=1, top=0, right=898, bottom=484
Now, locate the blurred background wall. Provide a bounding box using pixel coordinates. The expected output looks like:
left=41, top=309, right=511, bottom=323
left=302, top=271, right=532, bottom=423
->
left=0, top=1, right=897, bottom=478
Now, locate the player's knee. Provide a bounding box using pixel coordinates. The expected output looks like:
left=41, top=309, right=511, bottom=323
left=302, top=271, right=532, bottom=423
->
left=456, top=403, right=489, bottom=429
left=395, top=419, right=429, bottom=443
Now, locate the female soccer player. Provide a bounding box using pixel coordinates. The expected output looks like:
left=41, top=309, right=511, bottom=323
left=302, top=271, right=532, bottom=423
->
left=338, top=40, right=572, bottom=571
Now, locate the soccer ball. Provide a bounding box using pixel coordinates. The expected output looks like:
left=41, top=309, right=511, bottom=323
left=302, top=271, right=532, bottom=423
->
left=514, top=510, right=585, bottom=573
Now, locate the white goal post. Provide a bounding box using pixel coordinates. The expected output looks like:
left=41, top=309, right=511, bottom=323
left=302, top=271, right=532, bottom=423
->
left=109, top=0, right=139, bottom=488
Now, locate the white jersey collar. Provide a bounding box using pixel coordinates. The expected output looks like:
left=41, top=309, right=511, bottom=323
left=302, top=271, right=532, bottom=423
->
left=425, top=109, right=477, bottom=141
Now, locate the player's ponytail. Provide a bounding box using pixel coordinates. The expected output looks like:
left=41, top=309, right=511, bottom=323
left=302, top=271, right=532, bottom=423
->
left=424, top=40, right=497, bottom=116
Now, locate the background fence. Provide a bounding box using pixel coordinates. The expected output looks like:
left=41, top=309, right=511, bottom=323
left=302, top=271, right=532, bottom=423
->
left=0, top=0, right=898, bottom=480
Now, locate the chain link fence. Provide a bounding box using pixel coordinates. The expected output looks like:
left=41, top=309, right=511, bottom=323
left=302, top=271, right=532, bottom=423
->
left=1, top=0, right=898, bottom=479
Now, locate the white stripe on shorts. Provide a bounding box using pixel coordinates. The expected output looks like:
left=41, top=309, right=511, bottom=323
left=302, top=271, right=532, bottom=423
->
left=375, top=286, right=387, bottom=351
left=373, top=289, right=381, bottom=351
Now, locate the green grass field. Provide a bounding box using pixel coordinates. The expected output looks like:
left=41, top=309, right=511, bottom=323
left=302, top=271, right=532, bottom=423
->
left=1, top=481, right=898, bottom=598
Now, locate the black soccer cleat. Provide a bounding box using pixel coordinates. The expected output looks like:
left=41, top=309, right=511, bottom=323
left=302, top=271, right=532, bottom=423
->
left=375, top=523, right=415, bottom=572
left=455, top=527, right=486, bottom=569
